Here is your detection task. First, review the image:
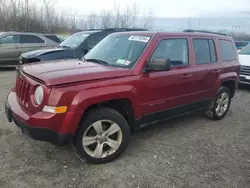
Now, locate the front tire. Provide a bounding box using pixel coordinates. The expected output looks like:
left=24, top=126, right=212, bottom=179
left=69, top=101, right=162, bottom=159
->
left=206, top=86, right=231, bottom=120
left=74, top=108, right=130, bottom=164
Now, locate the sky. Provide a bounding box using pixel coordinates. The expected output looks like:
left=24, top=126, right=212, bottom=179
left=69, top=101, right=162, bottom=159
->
left=55, top=0, right=250, bottom=17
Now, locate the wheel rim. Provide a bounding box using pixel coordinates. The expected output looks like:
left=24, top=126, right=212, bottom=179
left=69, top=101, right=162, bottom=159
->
left=82, top=120, right=123, bottom=159
left=215, top=92, right=230, bottom=116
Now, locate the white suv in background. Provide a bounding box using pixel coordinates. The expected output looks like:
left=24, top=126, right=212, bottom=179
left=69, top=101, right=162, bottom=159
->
left=238, top=44, right=250, bottom=84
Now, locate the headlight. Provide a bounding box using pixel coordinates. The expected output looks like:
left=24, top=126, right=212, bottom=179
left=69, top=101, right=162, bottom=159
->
left=34, top=86, right=43, bottom=105
left=19, top=56, right=23, bottom=64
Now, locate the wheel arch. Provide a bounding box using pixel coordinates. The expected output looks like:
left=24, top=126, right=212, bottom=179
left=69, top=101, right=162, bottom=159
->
left=78, top=98, right=138, bottom=133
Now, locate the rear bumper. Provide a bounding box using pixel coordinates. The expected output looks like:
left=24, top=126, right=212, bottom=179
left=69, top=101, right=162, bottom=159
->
left=5, top=91, right=82, bottom=145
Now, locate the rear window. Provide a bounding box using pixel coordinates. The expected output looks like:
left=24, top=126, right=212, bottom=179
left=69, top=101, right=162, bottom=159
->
left=219, top=40, right=236, bottom=61
left=44, top=35, right=61, bottom=43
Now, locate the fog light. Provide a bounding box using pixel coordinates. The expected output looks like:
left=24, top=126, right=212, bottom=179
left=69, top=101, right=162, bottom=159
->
left=42, top=106, right=67, bottom=114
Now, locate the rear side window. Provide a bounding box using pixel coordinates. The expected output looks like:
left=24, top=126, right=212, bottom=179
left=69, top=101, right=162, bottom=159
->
left=20, top=35, right=45, bottom=44
left=219, top=40, right=236, bottom=61
left=44, top=35, right=61, bottom=43
left=193, top=39, right=217, bottom=64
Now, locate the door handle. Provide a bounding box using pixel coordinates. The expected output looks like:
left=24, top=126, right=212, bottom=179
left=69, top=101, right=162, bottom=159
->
left=181, top=74, right=192, bottom=79
left=212, top=69, right=221, bottom=73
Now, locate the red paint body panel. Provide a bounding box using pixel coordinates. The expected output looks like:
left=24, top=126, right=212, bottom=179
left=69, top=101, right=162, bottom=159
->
left=6, top=32, right=240, bottom=137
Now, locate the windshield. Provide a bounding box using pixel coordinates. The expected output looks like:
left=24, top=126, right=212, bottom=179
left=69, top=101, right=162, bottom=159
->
left=60, top=32, right=89, bottom=48
left=235, top=41, right=249, bottom=50
left=84, top=34, right=151, bottom=68
left=239, top=45, right=250, bottom=55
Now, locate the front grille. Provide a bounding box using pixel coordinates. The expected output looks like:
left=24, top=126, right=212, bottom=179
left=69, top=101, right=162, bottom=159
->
left=16, top=75, right=31, bottom=106
left=240, top=65, right=250, bottom=76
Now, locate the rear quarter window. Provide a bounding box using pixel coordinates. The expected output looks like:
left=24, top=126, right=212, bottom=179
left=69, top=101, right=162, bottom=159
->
left=219, top=40, right=236, bottom=61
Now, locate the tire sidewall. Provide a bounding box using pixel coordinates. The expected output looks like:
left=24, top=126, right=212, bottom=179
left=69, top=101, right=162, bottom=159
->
left=212, top=86, right=231, bottom=120
left=74, top=108, right=130, bottom=164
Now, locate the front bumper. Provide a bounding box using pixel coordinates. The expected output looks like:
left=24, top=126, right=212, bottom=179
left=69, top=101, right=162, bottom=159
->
left=239, top=74, right=250, bottom=85
left=5, top=92, right=81, bottom=145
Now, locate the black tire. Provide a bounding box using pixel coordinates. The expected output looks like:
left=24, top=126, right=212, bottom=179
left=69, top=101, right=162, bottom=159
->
left=205, top=86, right=231, bottom=120
left=73, top=107, right=130, bottom=164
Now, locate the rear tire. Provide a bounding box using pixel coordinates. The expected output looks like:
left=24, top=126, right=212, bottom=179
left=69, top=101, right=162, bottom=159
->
left=73, top=107, right=130, bottom=164
left=205, top=86, right=231, bottom=120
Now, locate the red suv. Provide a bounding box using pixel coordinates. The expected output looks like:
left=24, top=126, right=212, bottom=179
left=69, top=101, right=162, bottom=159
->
left=5, top=30, right=240, bottom=164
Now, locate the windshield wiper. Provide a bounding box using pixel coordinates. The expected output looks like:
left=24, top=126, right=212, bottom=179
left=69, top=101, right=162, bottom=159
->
left=85, top=58, right=109, bottom=66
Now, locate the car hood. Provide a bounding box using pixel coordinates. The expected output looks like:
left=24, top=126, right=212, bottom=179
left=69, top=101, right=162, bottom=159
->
left=21, top=59, right=135, bottom=86
left=21, top=47, right=68, bottom=58
left=239, top=54, right=250, bottom=66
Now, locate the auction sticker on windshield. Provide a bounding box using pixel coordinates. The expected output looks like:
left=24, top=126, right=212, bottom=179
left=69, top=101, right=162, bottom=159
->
left=128, top=36, right=150, bottom=43
left=116, top=59, right=126, bottom=64
left=116, top=59, right=131, bottom=65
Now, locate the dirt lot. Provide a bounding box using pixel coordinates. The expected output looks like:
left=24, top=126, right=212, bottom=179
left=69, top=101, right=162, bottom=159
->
left=0, top=70, right=250, bottom=188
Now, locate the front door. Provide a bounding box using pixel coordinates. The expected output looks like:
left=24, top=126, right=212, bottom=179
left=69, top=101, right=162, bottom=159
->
left=0, top=34, right=21, bottom=66
left=139, top=37, right=201, bottom=124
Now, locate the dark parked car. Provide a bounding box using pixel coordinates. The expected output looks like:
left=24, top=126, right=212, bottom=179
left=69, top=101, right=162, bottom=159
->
left=19, top=28, right=147, bottom=64
left=5, top=30, right=240, bottom=164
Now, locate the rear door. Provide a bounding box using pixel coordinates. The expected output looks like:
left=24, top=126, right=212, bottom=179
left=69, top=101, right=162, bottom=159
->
left=20, top=34, right=45, bottom=53
left=0, top=34, right=21, bottom=66
left=191, top=37, right=221, bottom=100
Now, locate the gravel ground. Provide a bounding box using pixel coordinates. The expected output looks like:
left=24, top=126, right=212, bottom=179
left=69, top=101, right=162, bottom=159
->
left=0, top=70, right=250, bottom=188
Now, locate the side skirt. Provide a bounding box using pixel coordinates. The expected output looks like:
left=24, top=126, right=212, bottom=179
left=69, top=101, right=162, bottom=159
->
left=136, top=99, right=212, bottom=130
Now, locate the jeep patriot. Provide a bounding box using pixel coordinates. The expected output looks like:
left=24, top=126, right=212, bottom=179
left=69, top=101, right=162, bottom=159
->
left=5, top=30, right=240, bottom=163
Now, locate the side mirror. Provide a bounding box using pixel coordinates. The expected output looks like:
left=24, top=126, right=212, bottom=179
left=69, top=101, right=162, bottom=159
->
left=145, top=58, right=171, bottom=72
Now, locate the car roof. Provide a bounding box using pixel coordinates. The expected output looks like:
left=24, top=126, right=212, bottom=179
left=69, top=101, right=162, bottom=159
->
left=74, top=28, right=147, bottom=35
left=75, top=30, right=101, bottom=35
left=0, top=31, right=59, bottom=36
left=110, top=31, right=233, bottom=40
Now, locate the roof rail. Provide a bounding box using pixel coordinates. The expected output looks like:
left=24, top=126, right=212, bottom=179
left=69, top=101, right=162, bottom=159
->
left=103, top=28, right=147, bottom=32
left=183, top=29, right=227, bottom=36
left=85, top=29, right=102, bottom=31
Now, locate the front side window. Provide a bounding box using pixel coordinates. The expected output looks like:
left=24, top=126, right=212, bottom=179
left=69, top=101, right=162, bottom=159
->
left=235, top=41, right=248, bottom=50
left=239, top=44, right=250, bottom=55
left=60, top=33, right=89, bottom=48
left=219, top=39, right=236, bottom=61
left=20, top=35, right=44, bottom=44
left=84, top=34, right=151, bottom=68
left=0, top=35, right=19, bottom=44
left=86, top=32, right=108, bottom=50
left=151, top=38, right=189, bottom=66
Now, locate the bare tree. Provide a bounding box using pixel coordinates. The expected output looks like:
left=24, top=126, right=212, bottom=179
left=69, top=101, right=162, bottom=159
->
left=100, top=10, right=113, bottom=29
left=142, top=8, right=153, bottom=29
left=0, top=0, right=155, bottom=33
left=87, top=13, right=99, bottom=29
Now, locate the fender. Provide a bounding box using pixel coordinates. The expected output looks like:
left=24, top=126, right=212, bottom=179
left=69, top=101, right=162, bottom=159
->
left=214, top=72, right=238, bottom=92
left=70, top=84, right=142, bottom=119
